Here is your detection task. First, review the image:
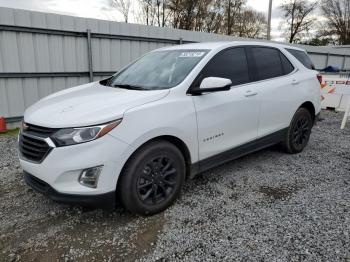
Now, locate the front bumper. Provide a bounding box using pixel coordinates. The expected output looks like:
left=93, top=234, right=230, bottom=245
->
left=24, top=172, right=115, bottom=209
left=19, top=134, right=130, bottom=206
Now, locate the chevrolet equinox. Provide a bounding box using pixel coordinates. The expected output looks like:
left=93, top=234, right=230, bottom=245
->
left=19, top=41, right=321, bottom=215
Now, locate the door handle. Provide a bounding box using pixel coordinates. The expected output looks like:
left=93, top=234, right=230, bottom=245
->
left=245, top=90, right=258, bottom=97
left=292, top=79, right=300, bottom=85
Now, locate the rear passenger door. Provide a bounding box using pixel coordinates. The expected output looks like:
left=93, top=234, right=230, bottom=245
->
left=247, top=46, right=298, bottom=137
left=191, top=47, right=260, bottom=161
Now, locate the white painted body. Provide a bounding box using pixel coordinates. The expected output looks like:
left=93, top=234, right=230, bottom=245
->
left=20, top=41, right=321, bottom=196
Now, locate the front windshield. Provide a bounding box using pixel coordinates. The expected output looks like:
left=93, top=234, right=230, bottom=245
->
left=108, top=49, right=209, bottom=90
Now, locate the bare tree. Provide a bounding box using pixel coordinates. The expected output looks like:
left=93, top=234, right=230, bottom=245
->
left=140, top=0, right=150, bottom=25
left=162, top=0, right=168, bottom=26
left=139, top=0, right=162, bottom=25
left=279, top=0, right=317, bottom=43
left=236, top=9, right=267, bottom=38
left=204, top=0, right=224, bottom=33
left=153, top=0, right=168, bottom=27
left=167, top=0, right=199, bottom=30
left=112, top=0, right=131, bottom=23
left=320, top=0, right=350, bottom=45
left=156, top=0, right=161, bottom=26
left=137, top=0, right=267, bottom=39
left=140, top=0, right=157, bottom=25
left=224, top=0, right=245, bottom=35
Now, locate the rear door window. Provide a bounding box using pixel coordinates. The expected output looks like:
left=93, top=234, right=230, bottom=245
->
left=286, top=48, right=315, bottom=70
left=251, top=47, right=284, bottom=80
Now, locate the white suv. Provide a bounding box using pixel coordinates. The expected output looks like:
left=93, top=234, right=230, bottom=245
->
left=19, top=41, right=321, bottom=215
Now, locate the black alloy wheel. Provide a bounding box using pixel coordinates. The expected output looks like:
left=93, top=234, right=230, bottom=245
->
left=118, top=140, right=185, bottom=215
left=137, top=156, right=177, bottom=205
left=292, top=116, right=310, bottom=148
left=282, top=107, right=313, bottom=154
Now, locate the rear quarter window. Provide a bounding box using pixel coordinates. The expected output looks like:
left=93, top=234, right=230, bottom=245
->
left=286, top=48, right=315, bottom=70
left=280, top=52, right=295, bottom=74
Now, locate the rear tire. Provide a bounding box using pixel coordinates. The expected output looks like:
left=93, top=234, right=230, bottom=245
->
left=282, top=108, right=313, bottom=154
left=118, top=140, right=186, bottom=215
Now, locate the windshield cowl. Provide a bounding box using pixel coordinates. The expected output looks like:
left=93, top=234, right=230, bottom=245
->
left=111, top=84, right=148, bottom=90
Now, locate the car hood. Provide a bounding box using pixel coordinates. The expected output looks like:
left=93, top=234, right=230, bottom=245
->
left=24, top=82, right=169, bottom=128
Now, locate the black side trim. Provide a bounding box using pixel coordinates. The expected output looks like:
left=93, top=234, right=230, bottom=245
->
left=24, top=172, right=115, bottom=209
left=193, top=128, right=288, bottom=174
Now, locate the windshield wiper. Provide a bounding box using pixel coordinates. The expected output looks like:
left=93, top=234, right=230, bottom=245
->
left=111, top=84, right=147, bottom=90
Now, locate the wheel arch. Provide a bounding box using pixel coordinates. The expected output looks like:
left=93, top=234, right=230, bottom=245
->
left=299, top=101, right=316, bottom=123
left=150, top=135, right=192, bottom=180
left=117, top=135, right=192, bottom=187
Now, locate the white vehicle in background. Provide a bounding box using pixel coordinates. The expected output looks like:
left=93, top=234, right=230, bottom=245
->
left=19, top=41, right=321, bottom=215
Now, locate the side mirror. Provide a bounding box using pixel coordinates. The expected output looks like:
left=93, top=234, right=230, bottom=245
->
left=190, top=77, right=232, bottom=95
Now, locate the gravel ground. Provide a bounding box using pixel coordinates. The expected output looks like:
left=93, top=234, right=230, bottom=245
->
left=0, top=110, right=349, bottom=262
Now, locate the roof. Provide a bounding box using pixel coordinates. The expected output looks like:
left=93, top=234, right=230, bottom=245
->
left=159, top=41, right=305, bottom=52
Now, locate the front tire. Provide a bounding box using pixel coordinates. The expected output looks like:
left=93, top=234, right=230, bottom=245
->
left=282, top=108, right=313, bottom=154
left=118, top=140, right=186, bottom=215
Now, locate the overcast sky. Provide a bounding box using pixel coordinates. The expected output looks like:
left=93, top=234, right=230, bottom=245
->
left=0, top=0, right=290, bottom=41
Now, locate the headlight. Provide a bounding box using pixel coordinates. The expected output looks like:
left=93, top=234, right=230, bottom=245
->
left=51, top=119, right=122, bottom=146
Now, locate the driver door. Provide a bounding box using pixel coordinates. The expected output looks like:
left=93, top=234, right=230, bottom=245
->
left=191, top=47, right=260, bottom=162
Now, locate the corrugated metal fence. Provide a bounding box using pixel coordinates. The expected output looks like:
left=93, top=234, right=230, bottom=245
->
left=1, top=7, right=350, bottom=121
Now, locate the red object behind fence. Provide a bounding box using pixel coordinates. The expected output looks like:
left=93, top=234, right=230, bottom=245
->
left=0, top=117, right=7, bottom=133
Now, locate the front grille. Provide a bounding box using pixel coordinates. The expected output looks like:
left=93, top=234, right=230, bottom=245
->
left=19, top=123, right=57, bottom=163
left=19, top=134, right=52, bottom=163
left=24, top=123, right=57, bottom=138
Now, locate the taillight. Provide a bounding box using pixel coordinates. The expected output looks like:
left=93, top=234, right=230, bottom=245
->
left=317, top=74, right=322, bottom=84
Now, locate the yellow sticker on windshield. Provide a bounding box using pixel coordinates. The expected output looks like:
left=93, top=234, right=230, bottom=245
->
left=179, top=52, right=205, bottom=58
